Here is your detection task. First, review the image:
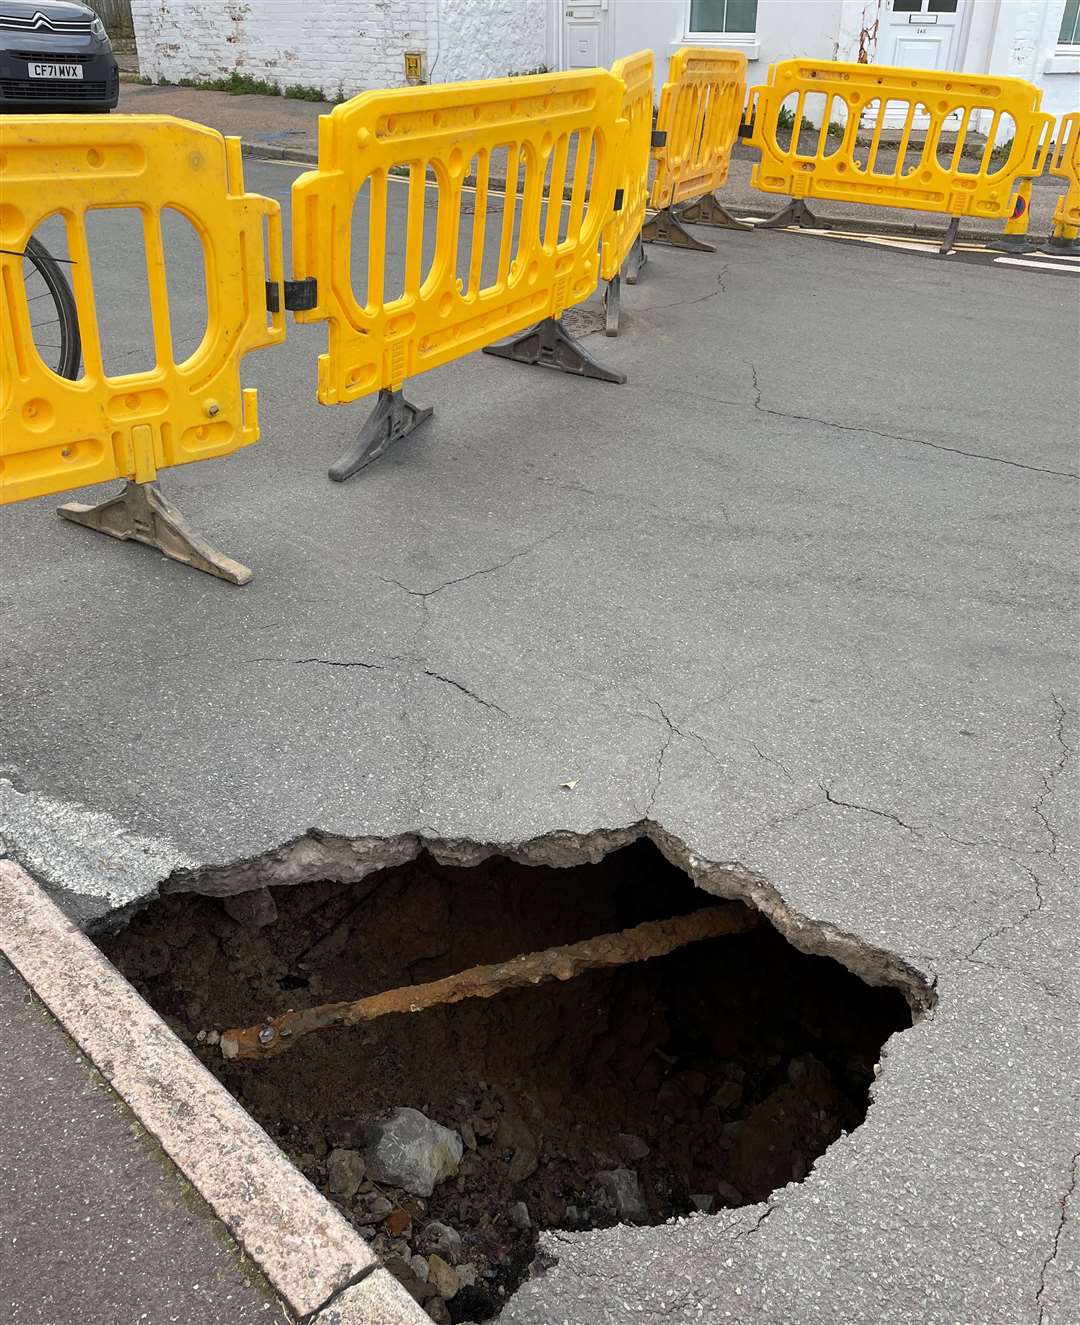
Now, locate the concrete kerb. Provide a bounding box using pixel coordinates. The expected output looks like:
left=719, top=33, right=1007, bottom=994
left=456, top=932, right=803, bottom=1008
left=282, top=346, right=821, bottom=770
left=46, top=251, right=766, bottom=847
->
left=0, top=858, right=428, bottom=1325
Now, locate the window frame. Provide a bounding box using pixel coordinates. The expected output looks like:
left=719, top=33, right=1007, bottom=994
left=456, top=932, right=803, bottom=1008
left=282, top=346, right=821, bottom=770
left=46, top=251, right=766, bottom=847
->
left=685, top=0, right=759, bottom=40
left=1058, top=0, right=1080, bottom=50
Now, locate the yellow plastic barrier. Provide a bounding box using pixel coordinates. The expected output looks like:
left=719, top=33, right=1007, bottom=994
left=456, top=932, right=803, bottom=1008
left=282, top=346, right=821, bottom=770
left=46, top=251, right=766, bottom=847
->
left=0, top=116, right=284, bottom=509
left=600, top=49, right=654, bottom=331
left=747, top=60, right=1054, bottom=251
left=292, top=69, right=624, bottom=481
left=643, top=46, right=749, bottom=252
left=1049, top=112, right=1080, bottom=248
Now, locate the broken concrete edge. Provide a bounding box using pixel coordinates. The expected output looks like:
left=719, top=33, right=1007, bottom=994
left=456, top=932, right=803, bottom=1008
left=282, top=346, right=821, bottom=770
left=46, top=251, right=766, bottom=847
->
left=312, top=1270, right=430, bottom=1325
left=0, top=859, right=426, bottom=1325
left=148, top=818, right=937, bottom=1018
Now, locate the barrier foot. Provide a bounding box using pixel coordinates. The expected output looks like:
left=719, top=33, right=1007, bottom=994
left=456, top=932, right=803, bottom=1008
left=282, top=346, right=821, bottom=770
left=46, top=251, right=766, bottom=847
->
left=1042, top=234, right=1079, bottom=253
left=604, top=274, right=621, bottom=337
left=939, top=217, right=961, bottom=255
left=58, top=481, right=252, bottom=586
left=675, top=193, right=753, bottom=231
left=759, top=198, right=823, bottom=231
left=989, top=234, right=1037, bottom=254
left=624, top=233, right=647, bottom=285
left=641, top=206, right=716, bottom=252
left=482, top=316, right=626, bottom=384
left=328, top=387, right=434, bottom=482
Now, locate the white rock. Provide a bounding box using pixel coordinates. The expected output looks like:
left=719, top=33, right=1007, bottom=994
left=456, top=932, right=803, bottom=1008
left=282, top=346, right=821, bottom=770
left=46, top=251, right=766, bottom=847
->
left=595, top=1168, right=649, bottom=1223
left=508, top=1200, right=531, bottom=1229
left=363, top=1107, right=463, bottom=1198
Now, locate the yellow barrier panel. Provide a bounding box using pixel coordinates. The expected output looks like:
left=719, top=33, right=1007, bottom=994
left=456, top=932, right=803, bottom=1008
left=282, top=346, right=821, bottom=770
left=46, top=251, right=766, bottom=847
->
left=291, top=70, right=626, bottom=478
left=600, top=49, right=654, bottom=333
left=0, top=116, right=284, bottom=501
left=643, top=46, right=750, bottom=252
left=1049, top=112, right=1080, bottom=249
left=747, top=60, right=1054, bottom=252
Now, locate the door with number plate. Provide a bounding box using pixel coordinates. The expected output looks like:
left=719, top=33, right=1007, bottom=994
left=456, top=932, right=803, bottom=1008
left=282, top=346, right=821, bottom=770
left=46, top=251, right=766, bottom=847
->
left=879, top=0, right=969, bottom=127
left=562, top=0, right=610, bottom=69
left=882, top=0, right=967, bottom=71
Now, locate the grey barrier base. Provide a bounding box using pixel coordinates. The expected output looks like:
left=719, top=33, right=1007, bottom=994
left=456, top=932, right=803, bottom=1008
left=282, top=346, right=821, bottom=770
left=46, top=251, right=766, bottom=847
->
left=642, top=205, right=716, bottom=252
left=482, top=316, right=626, bottom=384
left=58, top=480, right=252, bottom=586
left=328, top=387, right=434, bottom=483
left=676, top=193, right=754, bottom=231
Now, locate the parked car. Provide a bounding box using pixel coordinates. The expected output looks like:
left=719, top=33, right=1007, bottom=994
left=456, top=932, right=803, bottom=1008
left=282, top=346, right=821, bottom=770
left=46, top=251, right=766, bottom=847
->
left=0, top=0, right=118, bottom=112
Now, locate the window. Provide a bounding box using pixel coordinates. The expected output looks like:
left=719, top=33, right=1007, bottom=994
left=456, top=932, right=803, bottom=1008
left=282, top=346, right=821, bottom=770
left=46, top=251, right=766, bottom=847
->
left=1060, top=0, right=1080, bottom=46
left=688, top=0, right=758, bottom=35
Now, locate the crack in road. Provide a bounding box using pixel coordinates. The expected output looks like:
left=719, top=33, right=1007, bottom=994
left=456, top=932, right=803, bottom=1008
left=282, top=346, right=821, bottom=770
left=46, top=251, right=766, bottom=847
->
left=746, top=361, right=1079, bottom=479
left=291, top=657, right=385, bottom=669
left=965, top=864, right=1046, bottom=960
left=751, top=741, right=793, bottom=780
left=635, top=265, right=728, bottom=315
left=244, top=656, right=387, bottom=670
left=421, top=669, right=508, bottom=716
left=379, top=530, right=562, bottom=600
left=1036, top=1150, right=1079, bottom=1324
left=821, top=784, right=923, bottom=833
left=646, top=704, right=677, bottom=816
left=1033, top=691, right=1074, bottom=857
left=643, top=699, right=733, bottom=814
left=737, top=1200, right=777, bottom=1239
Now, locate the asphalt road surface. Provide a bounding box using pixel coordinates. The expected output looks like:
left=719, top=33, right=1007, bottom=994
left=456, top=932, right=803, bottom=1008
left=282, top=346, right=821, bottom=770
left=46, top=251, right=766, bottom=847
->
left=1, top=159, right=1077, bottom=1324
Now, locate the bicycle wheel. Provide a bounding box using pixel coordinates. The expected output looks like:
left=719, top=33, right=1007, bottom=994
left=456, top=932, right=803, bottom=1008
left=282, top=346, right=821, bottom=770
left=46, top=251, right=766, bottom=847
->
left=23, top=235, right=81, bottom=381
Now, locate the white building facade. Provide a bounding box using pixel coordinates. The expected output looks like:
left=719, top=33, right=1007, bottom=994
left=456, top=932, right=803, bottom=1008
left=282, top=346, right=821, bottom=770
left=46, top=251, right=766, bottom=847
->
left=132, top=0, right=1079, bottom=119
left=130, top=1, right=553, bottom=97
left=590, top=0, right=1080, bottom=118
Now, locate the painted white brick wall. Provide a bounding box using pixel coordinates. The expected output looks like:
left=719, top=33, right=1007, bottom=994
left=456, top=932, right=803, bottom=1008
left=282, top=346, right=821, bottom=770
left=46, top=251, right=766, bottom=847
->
left=430, top=0, right=548, bottom=83
left=131, top=0, right=548, bottom=97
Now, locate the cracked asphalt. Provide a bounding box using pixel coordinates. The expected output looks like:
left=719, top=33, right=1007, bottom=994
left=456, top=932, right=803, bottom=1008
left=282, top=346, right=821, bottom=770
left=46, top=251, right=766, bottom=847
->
left=1, top=159, right=1078, bottom=1323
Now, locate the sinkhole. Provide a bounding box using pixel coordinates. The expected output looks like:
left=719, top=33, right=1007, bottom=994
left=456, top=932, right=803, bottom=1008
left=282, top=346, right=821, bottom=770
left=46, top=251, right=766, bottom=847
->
left=98, top=837, right=921, bottom=1323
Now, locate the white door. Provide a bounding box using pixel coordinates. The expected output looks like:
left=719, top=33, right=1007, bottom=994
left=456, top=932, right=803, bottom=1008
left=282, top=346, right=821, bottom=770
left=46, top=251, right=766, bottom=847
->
left=881, top=0, right=967, bottom=71
left=877, top=0, right=969, bottom=129
left=562, top=0, right=610, bottom=69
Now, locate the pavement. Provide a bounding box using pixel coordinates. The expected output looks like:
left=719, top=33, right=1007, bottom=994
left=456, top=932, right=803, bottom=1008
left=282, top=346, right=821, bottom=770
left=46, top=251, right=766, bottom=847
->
left=115, top=81, right=1071, bottom=240
left=0, top=957, right=280, bottom=1324
left=1, top=139, right=1078, bottom=1325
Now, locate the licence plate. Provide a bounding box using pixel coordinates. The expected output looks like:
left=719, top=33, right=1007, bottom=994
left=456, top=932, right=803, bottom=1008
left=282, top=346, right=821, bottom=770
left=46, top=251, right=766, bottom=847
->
left=28, top=62, right=83, bottom=80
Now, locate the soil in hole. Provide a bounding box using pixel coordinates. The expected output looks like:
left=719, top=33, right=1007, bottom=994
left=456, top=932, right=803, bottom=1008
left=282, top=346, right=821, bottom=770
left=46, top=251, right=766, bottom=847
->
left=99, top=841, right=913, bottom=1322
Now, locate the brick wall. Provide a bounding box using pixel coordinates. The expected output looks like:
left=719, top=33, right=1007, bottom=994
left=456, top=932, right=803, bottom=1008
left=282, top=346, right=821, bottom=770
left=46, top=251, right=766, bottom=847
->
left=131, top=0, right=548, bottom=97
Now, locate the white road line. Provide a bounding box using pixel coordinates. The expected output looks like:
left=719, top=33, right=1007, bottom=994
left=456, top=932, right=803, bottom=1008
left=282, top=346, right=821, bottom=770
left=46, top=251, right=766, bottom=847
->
left=1021, top=250, right=1080, bottom=262
left=993, top=256, right=1080, bottom=273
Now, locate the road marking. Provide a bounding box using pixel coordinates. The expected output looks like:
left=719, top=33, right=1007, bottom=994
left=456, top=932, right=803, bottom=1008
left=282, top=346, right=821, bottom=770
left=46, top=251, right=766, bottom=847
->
left=993, top=255, right=1080, bottom=273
